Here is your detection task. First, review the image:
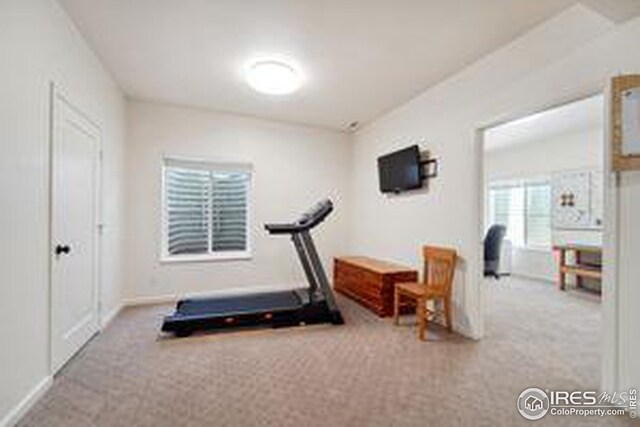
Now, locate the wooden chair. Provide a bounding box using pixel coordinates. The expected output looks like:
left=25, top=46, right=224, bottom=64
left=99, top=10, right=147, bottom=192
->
left=393, top=246, right=458, bottom=340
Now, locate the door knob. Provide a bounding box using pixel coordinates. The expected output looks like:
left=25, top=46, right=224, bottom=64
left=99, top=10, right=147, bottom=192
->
left=55, top=244, right=71, bottom=255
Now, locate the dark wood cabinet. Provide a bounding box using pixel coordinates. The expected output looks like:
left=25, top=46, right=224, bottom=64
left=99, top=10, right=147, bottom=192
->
left=333, top=256, right=418, bottom=317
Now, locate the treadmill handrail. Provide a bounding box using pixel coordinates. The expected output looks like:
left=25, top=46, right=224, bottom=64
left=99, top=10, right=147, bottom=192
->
left=265, top=199, right=333, bottom=234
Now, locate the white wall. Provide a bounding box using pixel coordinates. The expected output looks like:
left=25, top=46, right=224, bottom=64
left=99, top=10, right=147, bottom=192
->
left=485, top=127, right=603, bottom=282
left=125, top=101, right=351, bottom=301
left=486, top=127, right=603, bottom=181
left=347, top=4, right=640, bottom=392
left=0, top=1, right=126, bottom=425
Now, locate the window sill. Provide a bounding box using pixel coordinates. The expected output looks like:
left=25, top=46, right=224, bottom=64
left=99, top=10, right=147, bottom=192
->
left=512, top=246, right=552, bottom=253
left=160, top=251, right=252, bottom=264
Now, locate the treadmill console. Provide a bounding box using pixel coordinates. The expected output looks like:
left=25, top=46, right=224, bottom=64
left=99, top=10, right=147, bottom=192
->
left=265, top=199, right=333, bottom=234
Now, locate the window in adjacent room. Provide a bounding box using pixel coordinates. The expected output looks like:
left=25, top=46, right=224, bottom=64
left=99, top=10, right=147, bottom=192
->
left=487, top=179, right=551, bottom=249
left=162, top=158, right=251, bottom=261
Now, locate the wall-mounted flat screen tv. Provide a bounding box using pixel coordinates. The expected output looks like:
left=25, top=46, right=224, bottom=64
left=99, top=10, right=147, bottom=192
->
left=377, top=145, right=422, bottom=193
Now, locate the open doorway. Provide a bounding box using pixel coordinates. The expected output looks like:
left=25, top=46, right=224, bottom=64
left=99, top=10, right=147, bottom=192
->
left=480, top=94, right=605, bottom=390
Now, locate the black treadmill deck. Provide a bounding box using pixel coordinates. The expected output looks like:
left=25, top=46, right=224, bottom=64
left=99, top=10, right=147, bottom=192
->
left=175, top=291, right=302, bottom=316
left=161, top=290, right=341, bottom=336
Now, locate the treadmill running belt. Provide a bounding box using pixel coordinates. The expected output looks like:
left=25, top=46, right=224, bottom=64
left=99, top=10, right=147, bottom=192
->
left=175, top=291, right=302, bottom=316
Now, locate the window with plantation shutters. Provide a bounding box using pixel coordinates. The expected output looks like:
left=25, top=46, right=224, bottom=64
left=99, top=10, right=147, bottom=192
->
left=525, top=183, right=551, bottom=248
left=488, top=179, right=551, bottom=249
left=163, top=158, right=251, bottom=261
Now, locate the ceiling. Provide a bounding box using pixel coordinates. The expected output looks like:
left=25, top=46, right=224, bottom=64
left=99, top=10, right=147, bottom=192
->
left=484, top=95, right=604, bottom=151
left=60, top=0, right=618, bottom=131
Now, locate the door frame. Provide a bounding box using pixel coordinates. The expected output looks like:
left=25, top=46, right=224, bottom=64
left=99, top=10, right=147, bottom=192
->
left=473, top=90, right=620, bottom=393
left=48, top=83, right=103, bottom=375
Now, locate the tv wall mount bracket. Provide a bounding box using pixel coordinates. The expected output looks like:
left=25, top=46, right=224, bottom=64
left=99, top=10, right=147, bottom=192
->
left=420, top=158, right=438, bottom=179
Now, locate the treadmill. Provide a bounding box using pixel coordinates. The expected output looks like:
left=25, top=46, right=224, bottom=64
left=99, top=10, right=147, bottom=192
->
left=161, top=199, right=344, bottom=337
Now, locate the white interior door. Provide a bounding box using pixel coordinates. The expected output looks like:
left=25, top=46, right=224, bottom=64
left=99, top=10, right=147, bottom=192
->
left=51, top=89, right=100, bottom=373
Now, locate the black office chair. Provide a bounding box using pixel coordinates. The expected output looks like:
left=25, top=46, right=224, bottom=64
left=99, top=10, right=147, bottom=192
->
left=484, top=224, right=506, bottom=279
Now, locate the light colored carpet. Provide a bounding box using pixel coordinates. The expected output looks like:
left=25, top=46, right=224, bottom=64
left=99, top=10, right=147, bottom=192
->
left=18, top=277, right=634, bottom=427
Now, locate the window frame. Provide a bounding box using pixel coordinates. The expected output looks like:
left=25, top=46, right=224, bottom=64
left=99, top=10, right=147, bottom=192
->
left=160, top=156, right=253, bottom=263
left=488, top=177, right=552, bottom=251
left=523, top=181, right=552, bottom=251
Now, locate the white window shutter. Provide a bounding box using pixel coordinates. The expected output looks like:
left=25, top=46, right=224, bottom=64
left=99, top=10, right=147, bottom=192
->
left=210, top=172, right=249, bottom=252
left=489, top=186, right=525, bottom=247
left=165, top=167, right=210, bottom=255
left=526, top=183, right=552, bottom=248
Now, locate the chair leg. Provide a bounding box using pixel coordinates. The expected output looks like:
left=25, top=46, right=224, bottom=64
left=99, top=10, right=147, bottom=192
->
left=417, top=298, right=426, bottom=341
left=393, top=289, right=400, bottom=326
left=444, top=297, right=452, bottom=332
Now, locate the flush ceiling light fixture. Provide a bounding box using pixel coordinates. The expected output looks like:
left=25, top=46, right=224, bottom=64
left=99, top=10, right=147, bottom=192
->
left=246, top=59, right=302, bottom=95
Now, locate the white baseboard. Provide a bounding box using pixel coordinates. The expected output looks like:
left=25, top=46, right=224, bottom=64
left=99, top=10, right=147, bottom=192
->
left=0, top=376, right=52, bottom=427
left=2, top=304, right=122, bottom=427
left=123, top=283, right=301, bottom=307
left=455, top=323, right=479, bottom=340
left=100, top=303, right=123, bottom=329
left=122, top=293, right=177, bottom=306
left=511, top=272, right=554, bottom=284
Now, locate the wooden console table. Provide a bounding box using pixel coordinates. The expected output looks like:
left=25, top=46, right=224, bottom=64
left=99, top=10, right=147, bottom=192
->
left=334, top=256, right=418, bottom=317
left=553, top=244, right=602, bottom=291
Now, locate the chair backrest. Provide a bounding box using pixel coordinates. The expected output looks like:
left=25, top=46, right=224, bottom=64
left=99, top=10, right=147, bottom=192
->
left=484, top=224, right=506, bottom=262
left=422, top=246, right=458, bottom=294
